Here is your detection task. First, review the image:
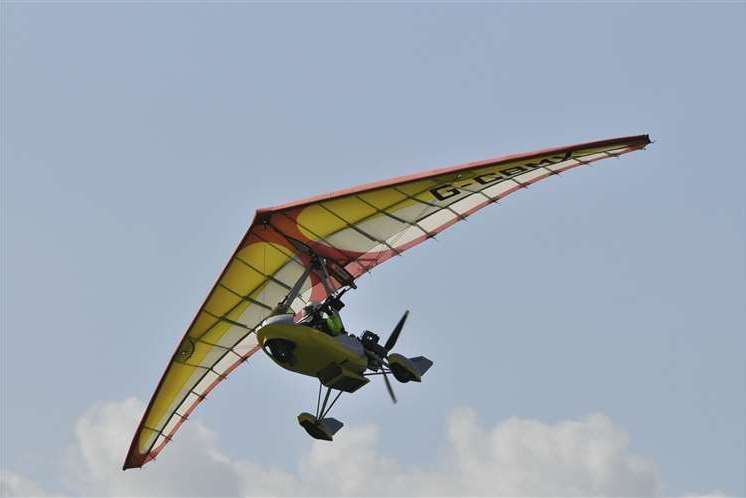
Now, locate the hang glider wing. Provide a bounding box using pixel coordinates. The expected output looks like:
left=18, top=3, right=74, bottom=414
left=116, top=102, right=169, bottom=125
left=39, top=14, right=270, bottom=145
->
left=124, top=134, right=650, bottom=469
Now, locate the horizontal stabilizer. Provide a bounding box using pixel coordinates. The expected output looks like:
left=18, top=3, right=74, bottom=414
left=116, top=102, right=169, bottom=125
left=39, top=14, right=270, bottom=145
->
left=388, top=354, right=433, bottom=383
left=409, top=356, right=433, bottom=377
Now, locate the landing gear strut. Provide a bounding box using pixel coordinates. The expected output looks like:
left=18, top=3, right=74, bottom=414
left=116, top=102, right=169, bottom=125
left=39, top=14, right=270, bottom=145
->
left=297, top=381, right=344, bottom=441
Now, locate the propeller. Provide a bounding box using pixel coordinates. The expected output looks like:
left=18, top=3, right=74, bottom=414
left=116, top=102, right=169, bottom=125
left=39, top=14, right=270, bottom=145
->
left=384, top=310, right=409, bottom=352
left=380, top=310, right=408, bottom=404
left=361, top=310, right=410, bottom=404
left=381, top=368, right=397, bottom=404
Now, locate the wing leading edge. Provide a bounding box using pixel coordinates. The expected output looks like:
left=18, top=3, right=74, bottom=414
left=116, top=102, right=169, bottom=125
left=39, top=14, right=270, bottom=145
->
left=124, top=134, right=650, bottom=469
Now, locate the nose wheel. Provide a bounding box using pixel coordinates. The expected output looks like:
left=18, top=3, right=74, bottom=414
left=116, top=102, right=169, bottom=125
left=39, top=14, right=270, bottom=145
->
left=298, top=381, right=344, bottom=440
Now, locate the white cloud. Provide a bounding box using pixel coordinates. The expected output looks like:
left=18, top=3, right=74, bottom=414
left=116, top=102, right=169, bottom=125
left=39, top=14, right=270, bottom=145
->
left=62, top=397, right=242, bottom=497
left=5, top=398, right=669, bottom=497
left=442, top=409, right=658, bottom=496
left=1, top=470, right=49, bottom=497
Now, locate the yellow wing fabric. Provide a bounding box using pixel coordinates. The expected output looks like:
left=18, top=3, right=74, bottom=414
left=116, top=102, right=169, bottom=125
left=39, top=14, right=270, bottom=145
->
left=124, top=134, right=650, bottom=469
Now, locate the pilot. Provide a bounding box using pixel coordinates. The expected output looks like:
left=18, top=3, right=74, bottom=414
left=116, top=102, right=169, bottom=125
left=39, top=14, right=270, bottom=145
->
left=303, top=303, right=345, bottom=337
left=323, top=310, right=344, bottom=336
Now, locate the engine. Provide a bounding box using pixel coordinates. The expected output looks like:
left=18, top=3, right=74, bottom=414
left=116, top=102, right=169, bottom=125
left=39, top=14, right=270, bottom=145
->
left=361, top=330, right=387, bottom=369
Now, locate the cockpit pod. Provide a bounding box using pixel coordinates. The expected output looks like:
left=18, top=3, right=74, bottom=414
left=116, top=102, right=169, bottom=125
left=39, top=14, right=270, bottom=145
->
left=256, top=312, right=369, bottom=393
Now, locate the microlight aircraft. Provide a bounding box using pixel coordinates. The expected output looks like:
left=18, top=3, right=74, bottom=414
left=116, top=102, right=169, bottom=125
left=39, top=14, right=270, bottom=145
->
left=123, top=134, right=650, bottom=469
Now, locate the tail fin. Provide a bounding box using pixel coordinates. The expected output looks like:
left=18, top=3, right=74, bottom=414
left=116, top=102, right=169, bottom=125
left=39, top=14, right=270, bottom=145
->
left=409, top=356, right=433, bottom=377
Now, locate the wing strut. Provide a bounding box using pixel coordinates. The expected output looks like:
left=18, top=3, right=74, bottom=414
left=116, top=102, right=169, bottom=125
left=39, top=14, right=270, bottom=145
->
left=275, top=264, right=313, bottom=314
left=274, top=244, right=354, bottom=314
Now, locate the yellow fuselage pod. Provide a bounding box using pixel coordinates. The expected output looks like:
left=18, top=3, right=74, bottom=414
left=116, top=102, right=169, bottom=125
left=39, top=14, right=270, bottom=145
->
left=256, top=314, right=369, bottom=392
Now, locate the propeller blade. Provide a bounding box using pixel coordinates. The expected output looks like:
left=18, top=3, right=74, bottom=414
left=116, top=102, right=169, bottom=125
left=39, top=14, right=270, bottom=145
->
left=381, top=369, right=397, bottom=404
left=384, top=310, right=409, bottom=352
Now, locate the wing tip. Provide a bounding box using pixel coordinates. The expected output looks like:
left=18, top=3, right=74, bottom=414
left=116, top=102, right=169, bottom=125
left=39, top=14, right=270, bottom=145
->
left=123, top=454, right=156, bottom=470
left=123, top=441, right=152, bottom=471
left=122, top=460, right=140, bottom=471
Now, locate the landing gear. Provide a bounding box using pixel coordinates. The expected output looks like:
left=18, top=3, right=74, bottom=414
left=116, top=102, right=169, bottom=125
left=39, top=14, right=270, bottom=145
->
left=298, top=381, right=345, bottom=441
left=297, top=351, right=435, bottom=440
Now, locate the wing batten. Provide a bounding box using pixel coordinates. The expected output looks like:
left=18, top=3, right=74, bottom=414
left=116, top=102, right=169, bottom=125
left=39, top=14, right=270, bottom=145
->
left=353, top=193, right=437, bottom=245
left=124, top=134, right=650, bottom=469
left=320, top=203, right=406, bottom=257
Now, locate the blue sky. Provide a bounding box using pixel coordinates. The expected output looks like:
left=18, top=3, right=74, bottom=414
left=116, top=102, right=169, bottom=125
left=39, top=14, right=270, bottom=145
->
left=2, top=2, right=744, bottom=496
